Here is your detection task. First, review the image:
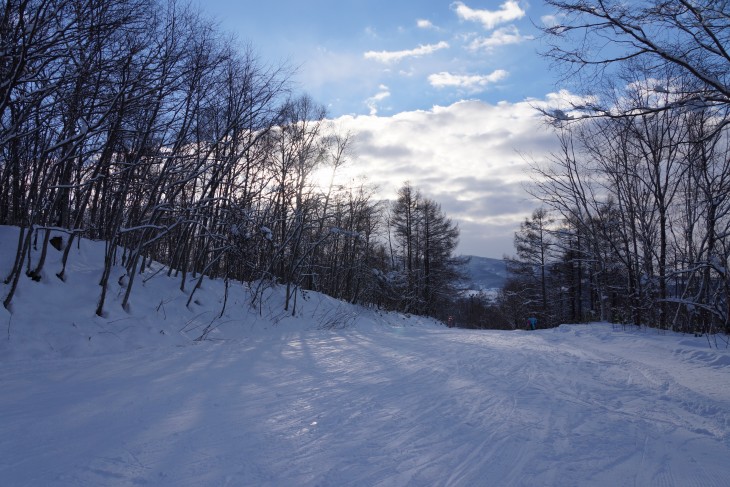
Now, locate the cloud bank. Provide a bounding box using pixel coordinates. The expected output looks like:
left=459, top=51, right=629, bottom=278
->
left=329, top=95, right=561, bottom=257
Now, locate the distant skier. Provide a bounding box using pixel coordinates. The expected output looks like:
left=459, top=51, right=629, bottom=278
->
left=528, top=317, right=537, bottom=330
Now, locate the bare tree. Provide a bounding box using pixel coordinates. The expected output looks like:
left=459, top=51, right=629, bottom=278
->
left=543, top=0, right=730, bottom=115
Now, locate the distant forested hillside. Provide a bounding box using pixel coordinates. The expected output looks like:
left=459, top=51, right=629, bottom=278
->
left=461, top=256, right=506, bottom=291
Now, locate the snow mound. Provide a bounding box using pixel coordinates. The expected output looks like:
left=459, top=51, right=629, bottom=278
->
left=0, top=225, right=441, bottom=361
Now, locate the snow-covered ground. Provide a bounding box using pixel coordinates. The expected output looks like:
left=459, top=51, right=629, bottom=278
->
left=1, top=226, right=730, bottom=486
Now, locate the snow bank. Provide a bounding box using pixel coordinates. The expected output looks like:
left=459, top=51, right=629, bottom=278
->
left=0, top=225, right=439, bottom=361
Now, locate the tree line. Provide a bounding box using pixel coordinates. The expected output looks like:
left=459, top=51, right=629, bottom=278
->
left=0, top=0, right=464, bottom=321
left=500, top=0, right=730, bottom=337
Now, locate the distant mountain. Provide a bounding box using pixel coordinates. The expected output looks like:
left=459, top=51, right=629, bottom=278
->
left=460, top=255, right=508, bottom=293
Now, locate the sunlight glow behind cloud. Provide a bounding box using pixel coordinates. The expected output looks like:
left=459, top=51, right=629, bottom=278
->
left=328, top=95, right=562, bottom=256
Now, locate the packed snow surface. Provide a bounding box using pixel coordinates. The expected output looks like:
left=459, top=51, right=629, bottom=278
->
left=1, top=226, right=729, bottom=486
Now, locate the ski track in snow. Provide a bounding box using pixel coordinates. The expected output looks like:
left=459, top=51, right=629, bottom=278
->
left=1, top=324, right=729, bottom=487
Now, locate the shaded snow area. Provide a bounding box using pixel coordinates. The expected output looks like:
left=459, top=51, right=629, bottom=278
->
left=1, top=227, right=730, bottom=486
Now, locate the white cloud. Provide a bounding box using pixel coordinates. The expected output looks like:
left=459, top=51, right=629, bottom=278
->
left=452, top=1, right=526, bottom=30
left=365, top=84, right=391, bottom=115
left=417, top=19, right=434, bottom=29
left=364, top=41, right=449, bottom=64
left=540, top=13, right=565, bottom=27
left=540, top=89, right=598, bottom=111
left=468, top=25, right=533, bottom=50
left=328, top=96, right=563, bottom=257
left=428, top=70, right=509, bottom=90
left=540, top=14, right=557, bottom=27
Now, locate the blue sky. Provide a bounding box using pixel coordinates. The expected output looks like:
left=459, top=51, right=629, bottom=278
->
left=203, top=0, right=555, bottom=116
left=200, top=1, right=566, bottom=258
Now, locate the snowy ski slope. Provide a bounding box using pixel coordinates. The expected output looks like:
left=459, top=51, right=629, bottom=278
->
left=1, top=226, right=729, bottom=486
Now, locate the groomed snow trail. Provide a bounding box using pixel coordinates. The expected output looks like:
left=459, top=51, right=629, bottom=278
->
left=2, top=324, right=729, bottom=486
